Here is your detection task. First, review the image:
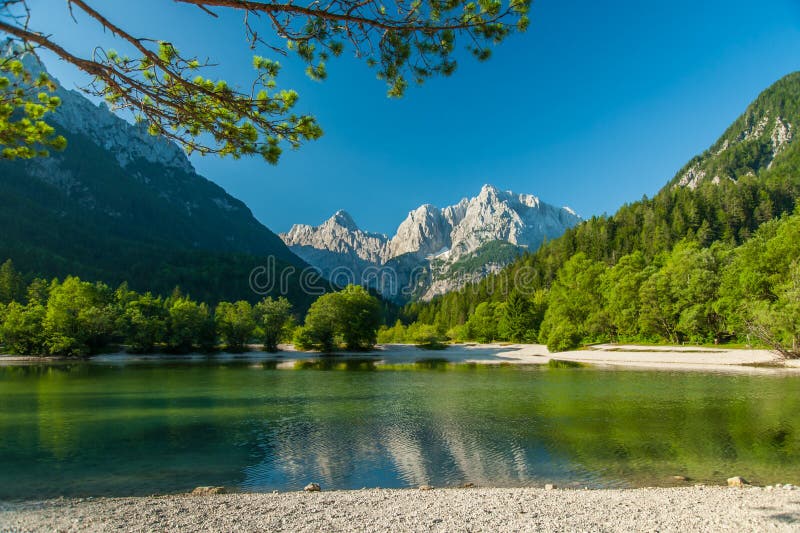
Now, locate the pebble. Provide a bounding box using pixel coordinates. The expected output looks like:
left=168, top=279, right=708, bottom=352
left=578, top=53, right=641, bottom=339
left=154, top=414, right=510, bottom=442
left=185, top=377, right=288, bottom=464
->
left=727, top=476, right=748, bottom=488
left=3, top=486, right=800, bottom=532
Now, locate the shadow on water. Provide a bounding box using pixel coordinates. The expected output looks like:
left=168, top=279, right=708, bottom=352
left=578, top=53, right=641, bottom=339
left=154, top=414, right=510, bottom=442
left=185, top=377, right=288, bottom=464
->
left=293, top=359, right=378, bottom=371
left=412, top=358, right=451, bottom=370
left=548, top=359, right=589, bottom=369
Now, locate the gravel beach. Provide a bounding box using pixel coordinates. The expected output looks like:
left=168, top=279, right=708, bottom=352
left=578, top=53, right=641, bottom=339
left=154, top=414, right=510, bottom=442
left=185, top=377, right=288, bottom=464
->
left=2, top=486, right=799, bottom=532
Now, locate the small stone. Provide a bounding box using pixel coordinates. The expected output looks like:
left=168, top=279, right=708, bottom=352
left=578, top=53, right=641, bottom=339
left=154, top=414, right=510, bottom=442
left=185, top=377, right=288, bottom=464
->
left=303, top=483, right=321, bottom=492
left=727, top=476, right=749, bottom=488
left=419, top=485, right=434, bottom=491
left=191, top=486, right=226, bottom=495
left=272, top=490, right=279, bottom=494
left=545, top=484, right=556, bottom=490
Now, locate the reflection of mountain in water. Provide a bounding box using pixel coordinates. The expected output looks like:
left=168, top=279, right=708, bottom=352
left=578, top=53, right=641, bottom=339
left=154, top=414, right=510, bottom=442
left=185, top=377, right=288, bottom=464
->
left=239, top=372, right=588, bottom=490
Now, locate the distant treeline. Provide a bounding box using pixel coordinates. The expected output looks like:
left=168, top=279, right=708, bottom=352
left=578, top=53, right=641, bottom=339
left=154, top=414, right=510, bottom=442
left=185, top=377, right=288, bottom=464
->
left=0, top=262, right=383, bottom=357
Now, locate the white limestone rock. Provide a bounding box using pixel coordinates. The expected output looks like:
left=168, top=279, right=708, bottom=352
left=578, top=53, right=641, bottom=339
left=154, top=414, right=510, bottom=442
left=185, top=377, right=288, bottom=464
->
left=280, top=185, right=581, bottom=301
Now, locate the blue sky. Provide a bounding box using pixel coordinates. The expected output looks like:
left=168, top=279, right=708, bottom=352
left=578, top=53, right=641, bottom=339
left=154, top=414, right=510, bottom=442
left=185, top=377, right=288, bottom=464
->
left=25, top=0, right=800, bottom=235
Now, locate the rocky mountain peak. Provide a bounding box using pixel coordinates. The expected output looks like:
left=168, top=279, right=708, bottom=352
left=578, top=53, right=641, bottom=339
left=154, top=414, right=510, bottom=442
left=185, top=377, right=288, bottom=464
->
left=4, top=40, right=193, bottom=174
left=279, top=185, right=581, bottom=301
left=326, top=210, right=359, bottom=231
left=390, top=204, right=450, bottom=258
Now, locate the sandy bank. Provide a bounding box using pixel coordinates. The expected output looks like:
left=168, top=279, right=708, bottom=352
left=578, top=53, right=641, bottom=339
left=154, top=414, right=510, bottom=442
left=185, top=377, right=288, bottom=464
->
left=2, top=486, right=799, bottom=532
left=3, top=343, right=798, bottom=373
left=539, top=343, right=800, bottom=372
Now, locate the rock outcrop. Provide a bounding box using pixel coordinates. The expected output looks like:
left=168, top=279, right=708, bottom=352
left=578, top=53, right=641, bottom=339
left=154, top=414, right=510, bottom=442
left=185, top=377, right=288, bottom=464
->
left=280, top=185, right=580, bottom=301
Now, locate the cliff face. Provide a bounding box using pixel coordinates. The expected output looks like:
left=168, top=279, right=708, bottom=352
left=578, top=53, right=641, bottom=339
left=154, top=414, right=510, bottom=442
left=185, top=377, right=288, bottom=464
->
left=281, top=185, right=580, bottom=301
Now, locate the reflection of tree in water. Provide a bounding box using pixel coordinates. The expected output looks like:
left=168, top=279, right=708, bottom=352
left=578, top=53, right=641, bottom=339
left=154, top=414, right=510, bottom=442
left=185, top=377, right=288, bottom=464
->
left=2, top=364, right=800, bottom=498
left=0, top=364, right=262, bottom=498
left=530, top=371, right=800, bottom=486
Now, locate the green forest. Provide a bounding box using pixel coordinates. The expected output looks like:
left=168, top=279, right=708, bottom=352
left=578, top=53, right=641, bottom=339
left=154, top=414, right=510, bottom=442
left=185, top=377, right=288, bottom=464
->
left=0, top=261, right=382, bottom=357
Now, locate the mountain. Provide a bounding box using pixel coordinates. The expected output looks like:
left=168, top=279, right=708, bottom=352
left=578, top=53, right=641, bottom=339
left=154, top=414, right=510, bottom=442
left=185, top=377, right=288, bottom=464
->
left=404, top=71, right=800, bottom=333
left=281, top=185, right=580, bottom=301
left=0, top=43, right=327, bottom=307
left=673, top=72, right=800, bottom=189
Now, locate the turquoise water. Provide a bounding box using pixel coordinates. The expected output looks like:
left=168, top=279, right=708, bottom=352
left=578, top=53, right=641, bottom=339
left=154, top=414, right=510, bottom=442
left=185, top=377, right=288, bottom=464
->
left=0, top=360, right=798, bottom=499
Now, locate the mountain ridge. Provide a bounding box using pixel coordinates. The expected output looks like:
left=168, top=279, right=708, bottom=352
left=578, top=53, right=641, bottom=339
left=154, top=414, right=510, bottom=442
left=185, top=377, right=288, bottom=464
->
left=281, top=184, right=580, bottom=301
left=672, top=71, right=800, bottom=190
left=0, top=45, right=327, bottom=307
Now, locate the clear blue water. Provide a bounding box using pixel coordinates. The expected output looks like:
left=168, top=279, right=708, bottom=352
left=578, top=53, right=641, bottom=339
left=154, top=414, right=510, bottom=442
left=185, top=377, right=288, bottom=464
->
left=0, top=360, right=798, bottom=500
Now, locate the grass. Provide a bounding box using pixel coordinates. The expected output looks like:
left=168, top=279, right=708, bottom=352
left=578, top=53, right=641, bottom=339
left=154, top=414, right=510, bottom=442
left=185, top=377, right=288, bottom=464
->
left=591, top=340, right=769, bottom=350
left=596, top=347, right=726, bottom=354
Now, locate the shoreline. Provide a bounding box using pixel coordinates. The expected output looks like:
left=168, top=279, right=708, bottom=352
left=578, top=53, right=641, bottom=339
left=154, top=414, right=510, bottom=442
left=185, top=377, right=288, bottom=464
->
left=2, top=342, right=799, bottom=373
left=2, top=486, right=798, bottom=532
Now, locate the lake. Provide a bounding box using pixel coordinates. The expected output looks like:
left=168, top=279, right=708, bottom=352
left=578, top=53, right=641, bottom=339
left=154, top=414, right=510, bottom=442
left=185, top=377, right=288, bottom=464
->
left=0, top=359, right=798, bottom=500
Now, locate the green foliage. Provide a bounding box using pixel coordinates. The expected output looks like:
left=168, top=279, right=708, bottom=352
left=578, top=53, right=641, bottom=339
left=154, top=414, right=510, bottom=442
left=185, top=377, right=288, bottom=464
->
left=43, top=277, right=115, bottom=356
left=466, top=301, right=499, bottom=342
left=120, top=293, right=168, bottom=353
left=335, top=285, right=382, bottom=350
left=538, top=253, right=606, bottom=352
left=300, top=294, right=339, bottom=353
left=298, top=285, right=382, bottom=352
left=100, top=45, right=322, bottom=163
left=599, top=251, right=648, bottom=340
left=0, top=57, right=65, bottom=160
left=0, top=301, right=46, bottom=354
left=0, top=259, right=25, bottom=304
left=377, top=320, right=407, bottom=343
left=637, top=242, right=729, bottom=344
left=497, top=289, right=544, bottom=342
left=254, top=296, right=293, bottom=352
left=215, top=301, right=256, bottom=352
left=445, top=324, right=470, bottom=342
left=292, top=325, right=317, bottom=352
left=408, top=323, right=446, bottom=349
left=166, top=296, right=215, bottom=353
left=377, top=320, right=448, bottom=348
left=720, top=212, right=800, bottom=357
left=0, top=269, right=331, bottom=357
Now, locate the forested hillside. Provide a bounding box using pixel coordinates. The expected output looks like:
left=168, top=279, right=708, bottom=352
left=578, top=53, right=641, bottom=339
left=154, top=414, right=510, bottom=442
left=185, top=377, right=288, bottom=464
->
left=0, top=49, right=329, bottom=308
left=401, top=72, right=800, bottom=356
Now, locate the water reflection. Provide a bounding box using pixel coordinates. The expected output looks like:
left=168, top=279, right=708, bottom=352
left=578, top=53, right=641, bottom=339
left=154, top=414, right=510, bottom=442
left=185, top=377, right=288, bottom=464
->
left=0, top=363, right=798, bottom=499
